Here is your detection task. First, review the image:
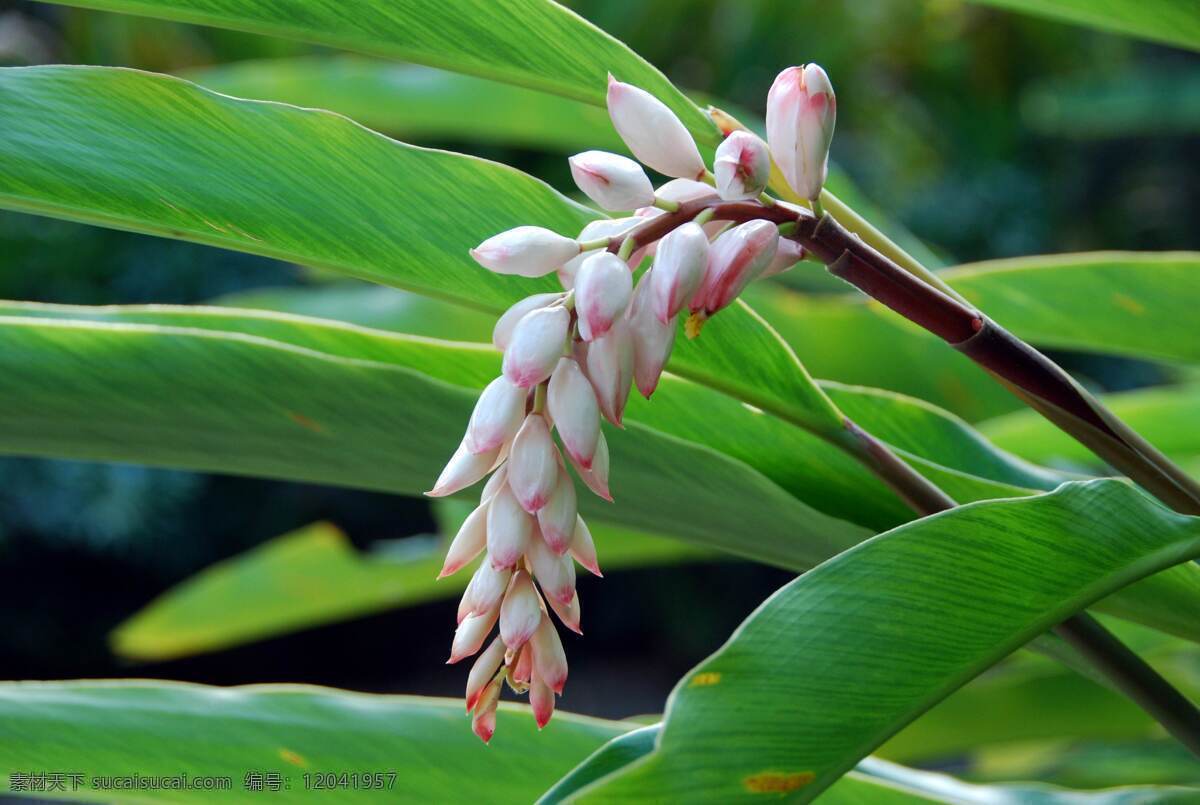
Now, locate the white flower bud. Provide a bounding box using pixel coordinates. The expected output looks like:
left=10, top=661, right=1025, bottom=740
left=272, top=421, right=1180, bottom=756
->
left=547, top=589, right=582, bottom=635
left=502, top=305, right=570, bottom=388
left=465, top=636, right=505, bottom=713
left=470, top=226, right=580, bottom=278
left=627, top=270, right=677, bottom=398
left=438, top=501, right=489, bottom=578
left=530, top=613, right=568, bottom=693
left=649, top=221, right=709, bottom=324
left=493, top=292, right=563, bottom=351
left=448, top=603, right=499, bottom=664
left=606, top=75, right=705, bottom=180
left=499, top=570, right=542, bottom=650
left=464, top=376, right=527, bottom=455
left=655, top=178, right=720, bottom=204
left=548, top=357, right=601, bottom=469
left=574, top=251, right=632, bottom=342
left=558, top=218, right=640, bottom=290
left=570, top=515, right=602, bottom=577
left=529, top=677, right=555, bottom=729
left=486, top=484, right=532, bottom=569
left=566, top=430, right=611, bottom=502
left=766, top=64, right=836, bottom=202
left=691, top=219, right=779, bottom=316
left=714, top=130, right=771, bottom=201
left=458, top=560, right=512, bottom=623
left=480, top=465, right=508, bottom=502
left=537, top=468, right=578, bottom=554
left=427, top=439, right=502, bottom=498
left=526, top=528, right=576, bottom=606
left=569, top=150, right=655, bottom=211
left=508, top=413, right=559, bottom=513
left=585, top=318, right=634, bottom=426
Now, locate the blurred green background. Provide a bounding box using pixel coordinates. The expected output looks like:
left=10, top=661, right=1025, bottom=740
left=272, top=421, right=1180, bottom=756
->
left=0, top=0, right=1197, bottom=778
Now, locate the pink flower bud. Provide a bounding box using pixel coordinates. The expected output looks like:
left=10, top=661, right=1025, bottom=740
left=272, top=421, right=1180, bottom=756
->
left=508, top=413, right=559, bottom=513
left=486, top=484, right=532, bottom=569
left=438, top=501, right=488, bottom=578
left=548, top=358, right=601, bottom=469
left=692, top=219, right=779, bottom=316
left=530, top=677, right=555, bottom=729
left=464, top=636, right=505, bottom=712
left=566, top=430, right=611, bottom=502
left=511, top=643, right=533, bottom=685
left=574, top=252, right=632, bottom=342
left=502, top=305, right=570, bottom=388
left=427, top=439, right=502, bottom=498
left=570, top=515, right=602, bottom=577
left=458, top=560, right=511, bottom=623
left=530, top=613, right=568, bottom=693
left=585, top=319, right=634, bottom=427
left=761, top=237, right=805, bottom=278
left=656, top=178, right=720, bottom=204
left=460, top=638, right=504, bottom=710
left=569, top=150, right=655, bottom=211
left=649, top=222, right=709, bottom=323
left=526, top=529, right=576, bottom=605
left=627, top=270, right=676, bottom=398
left=559, top=219, right=640, bottom=289
left=714, top=130, right=771, bottom=201
left=470, top=226, right=580, bottom=278
left=471, top=676, right=501, bottom=743
left=766, top=63, right=836, bottom=202
left=464, top=376, right=526, bottom=455
left=547, top=590, right=582, bottom=635
left=493, top=293, right=563, bottom=351
left=607, top=75, right=705, bottom=180
left=448, top=603, right=499, bottom=664
left=499, top=570, right=542, bottom=650
left=537, top=468, right=578, bottom=554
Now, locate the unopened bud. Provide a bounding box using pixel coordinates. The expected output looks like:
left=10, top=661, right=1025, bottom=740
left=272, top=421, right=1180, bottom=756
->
left=493, top=293, right=563, bottom=351
left=566, top=429, right=611, bottom=502
left=471, top=226, right=581, bottom=278
left=714, top=130, right=770, bottom=201
left=470, top=676, right=502, bottom=743
left=569, top=150, right=655, bottom=211
left=606, top=75, right=705, bottom=180
left=585, top=319, right=635, bottom=426
left=656, top=178, right=720, bottom=204
left=575, top=252, right=633, bottom=341
left=569, top=515, right=602, bottom=578
left=547, top=590, right=582, bottom=635
left=526, top=529, right=577, bottom=606
left=530, top=614, right=569, bottom=693
left=465, top=376, right=527, bottom=455
left=529, top=677, right=555, bottom=729
left=458, top=560, right=511, bottom=623
left=508, top=413, right=559, bottom=513
left=427, top=439, right=502, bottom=498
left=691, top=219, right=779, bottom=316
left=649, top=222, right=709, bottom=323
left=761, top=237, right=806, bottom=278
left=464, top=637, right=506, bottom=713
left=449, top=604, right=500, bottom=664
left=537, top=468, right=578, bottom=554
left=559, top=219, right=640, bottom=289
left=766, top=64, right=836, bottom=202
left=499, top=570, right=542, bottom=650
left=548, top=358, right=601, bottom=468
left=439, top=502, right=489, bottom=578
left=627, top=270, right=677, bottom=398
left=486, top=484, right=533, bottom=569
left=502, top=305, right=570, bottom=388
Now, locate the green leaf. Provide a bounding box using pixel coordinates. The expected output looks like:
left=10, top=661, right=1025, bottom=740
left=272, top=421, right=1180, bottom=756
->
left=0, top=309, right=872, bottom=571
left=38, top=0, right=715, bottom=139
left=0, top=65, right=847, bottom=440
left=961, top=0, right=1200, bottom=53
left=112, top=519, right=712, bottom=661
left=182, top=57, right=627, bottom=152
left=980, top=384, right=1200, bottom=471
left=0, top=681, right=629, bottom=803
left=570, top=481, right=1200, bottom=801
left=945, top=252, right=1200, bottom=365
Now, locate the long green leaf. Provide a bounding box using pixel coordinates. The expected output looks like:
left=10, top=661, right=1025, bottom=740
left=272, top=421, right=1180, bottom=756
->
left=0, top=681, right=628, bottom=803
left=182, top=57, right=626, bottom=152
left=0, top=65, right=846, bottom=439
left=571, top=481, right=1200, bottom=801
left=38, top=0, right=714, bottom=138
left=962, top=0, right=1200, bottom=53
left=112, top=519, right=711, bottom=661
left=945, top=252, right=1200, bottom=365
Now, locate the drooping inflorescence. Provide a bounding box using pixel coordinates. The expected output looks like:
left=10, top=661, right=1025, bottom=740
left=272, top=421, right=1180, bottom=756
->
left=430, top=65, right=835, bottom=741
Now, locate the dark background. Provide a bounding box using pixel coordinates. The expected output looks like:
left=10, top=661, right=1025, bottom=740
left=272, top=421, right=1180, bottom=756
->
left=0, top=0, right=1197, bottom=721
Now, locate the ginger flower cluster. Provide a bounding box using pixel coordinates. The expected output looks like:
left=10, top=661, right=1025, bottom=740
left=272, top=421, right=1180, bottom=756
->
left=430, top=64, right=836, bottom=741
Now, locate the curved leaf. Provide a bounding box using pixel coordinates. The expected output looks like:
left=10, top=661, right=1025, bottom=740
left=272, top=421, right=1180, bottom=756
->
left=0, top=681, right=628, bottom=803
left=39, top=0, right=714, bottom=138
left=112, top=519, right=712, bottom=662
left=962, top=0, right=1200, bottom=53
left=572, top=481, right=1200, bottom=801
